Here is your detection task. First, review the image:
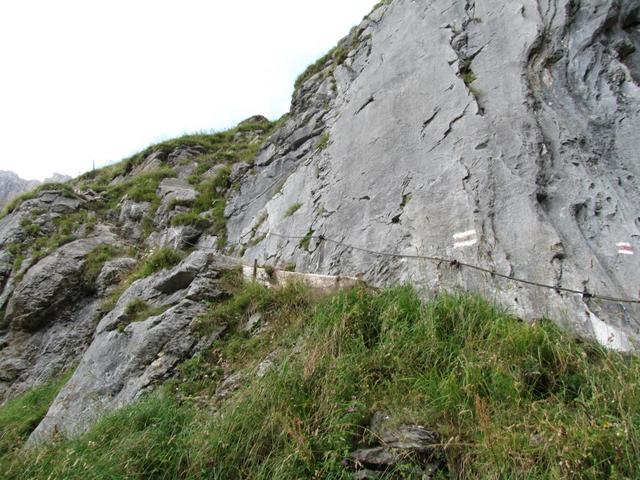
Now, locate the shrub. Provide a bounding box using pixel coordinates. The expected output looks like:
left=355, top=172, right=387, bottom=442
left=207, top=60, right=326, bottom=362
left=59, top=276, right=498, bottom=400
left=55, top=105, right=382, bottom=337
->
left=299, top=227, right=315, bottom=251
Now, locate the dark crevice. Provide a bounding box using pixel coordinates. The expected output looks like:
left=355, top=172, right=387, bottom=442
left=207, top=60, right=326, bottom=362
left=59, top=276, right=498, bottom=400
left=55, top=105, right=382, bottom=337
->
left=420, top=108, right=440, bottom=138
left=355, top=96, right=375, bottom=115
left=429, top=105, right=469, bottom=152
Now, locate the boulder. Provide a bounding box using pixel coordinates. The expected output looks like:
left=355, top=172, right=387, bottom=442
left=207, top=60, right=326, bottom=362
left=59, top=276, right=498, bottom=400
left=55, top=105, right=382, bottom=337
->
left=349, top=411, right=442, bottom=477
left=0, top=231, right=120, bottom=401
left=27, top=300, right=213, bottom=444
left=146, top=226, right=202, bottom=250
left=5, top=233, right=118, bottom=332
left=154, top=178, right=198, bottom=227
left=119, top=200, right=151, bottom=241
left=95, top=257, right=138, bottom=296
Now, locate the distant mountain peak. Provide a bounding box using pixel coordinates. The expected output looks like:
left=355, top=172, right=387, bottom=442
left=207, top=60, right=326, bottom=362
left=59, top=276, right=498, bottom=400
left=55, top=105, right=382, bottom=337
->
left=0, top=170, right=71, bottom=208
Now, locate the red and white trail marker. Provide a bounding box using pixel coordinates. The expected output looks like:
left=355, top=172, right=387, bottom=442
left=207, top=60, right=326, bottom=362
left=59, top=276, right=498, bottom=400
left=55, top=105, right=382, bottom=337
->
left=617, top=242, right=634, bottom=255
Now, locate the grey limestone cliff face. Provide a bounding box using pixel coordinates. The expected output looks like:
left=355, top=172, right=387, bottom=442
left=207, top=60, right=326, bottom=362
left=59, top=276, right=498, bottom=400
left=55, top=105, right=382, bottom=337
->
left=226, top=0, right=640, bottom=350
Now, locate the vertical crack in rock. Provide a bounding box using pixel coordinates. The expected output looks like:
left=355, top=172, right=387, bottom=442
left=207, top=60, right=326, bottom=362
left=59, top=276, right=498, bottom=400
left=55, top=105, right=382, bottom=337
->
left=355, top=95, right=375, bottom=115
left=428, top=104, right=470, bottom=152
left=420, top=108, right=440, bottom=138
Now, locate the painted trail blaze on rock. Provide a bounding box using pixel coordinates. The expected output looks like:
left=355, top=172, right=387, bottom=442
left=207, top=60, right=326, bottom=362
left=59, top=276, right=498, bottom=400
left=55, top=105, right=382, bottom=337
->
left=453, top=229, right=477, bottom=249
left=617, top=242, right=634, bottom=255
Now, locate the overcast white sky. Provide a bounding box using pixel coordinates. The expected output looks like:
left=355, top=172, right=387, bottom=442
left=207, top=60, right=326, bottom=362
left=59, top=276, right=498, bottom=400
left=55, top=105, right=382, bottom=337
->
left=0, top=1, right=376, bottom=181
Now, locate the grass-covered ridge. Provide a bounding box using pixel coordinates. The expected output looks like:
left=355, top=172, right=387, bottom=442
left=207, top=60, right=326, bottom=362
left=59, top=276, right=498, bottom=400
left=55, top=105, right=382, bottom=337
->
left=1, top=283, right=638, bottom=479
left=1, top=117, right=276, bottom=276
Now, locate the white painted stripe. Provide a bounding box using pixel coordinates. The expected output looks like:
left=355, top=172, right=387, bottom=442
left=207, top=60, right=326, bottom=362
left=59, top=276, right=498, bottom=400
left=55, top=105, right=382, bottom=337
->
left=453, top=229, right=476, bottom=240
left=454, top=238, right=478, bottom=249
left=617, top=242, right=632, bottom=248
left=618, top=250, right=634, bottom=255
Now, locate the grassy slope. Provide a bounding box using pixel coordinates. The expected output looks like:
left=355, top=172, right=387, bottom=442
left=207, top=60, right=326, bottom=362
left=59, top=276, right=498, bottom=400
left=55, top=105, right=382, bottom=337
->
left=1, top=283, right=638, bottom=479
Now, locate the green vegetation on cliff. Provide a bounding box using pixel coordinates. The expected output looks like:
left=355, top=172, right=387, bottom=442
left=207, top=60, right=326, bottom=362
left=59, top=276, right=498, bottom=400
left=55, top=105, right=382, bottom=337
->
left=1, top=283, right=639, bottom=479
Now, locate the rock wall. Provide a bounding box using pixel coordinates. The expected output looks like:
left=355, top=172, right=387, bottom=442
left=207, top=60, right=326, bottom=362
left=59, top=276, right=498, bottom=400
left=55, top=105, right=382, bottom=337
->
left=1, top=0, right=639, bottom=447
left=226, top=0, right=640, bottom=350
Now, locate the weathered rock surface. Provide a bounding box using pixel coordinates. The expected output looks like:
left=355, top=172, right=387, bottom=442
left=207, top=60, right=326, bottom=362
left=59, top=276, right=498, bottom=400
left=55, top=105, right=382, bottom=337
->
left=0, top=229, right=119, bottom=400
left=6, top=233, right=116, bottom=332
left=95, top=257, right=137, bottom=295
left=119, top=200, right=151, bottom=241
left=0, top=189, right=83, bottom=247
left=349, top=412, right=442, bottom=478
left=27, top=252, right=234, bottom=442
left=227, top=0, right=640, bottom=350
left=146, top=225, right=202, bottom=250
left=155, top=178, right=198, bottom=228
left=1, top=0, right=639, bottom=454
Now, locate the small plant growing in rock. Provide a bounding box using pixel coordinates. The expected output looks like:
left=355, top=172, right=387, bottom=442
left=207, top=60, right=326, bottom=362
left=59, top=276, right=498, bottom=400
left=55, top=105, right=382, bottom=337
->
left=124, top=299, right=169, bottom=324
left=133, top=248, right=184, bottom=280
left=299, top=228, right=315, bottom=251
left=263, top=265, right=276, bottom=279
left=316, top=132, right=330, bottom=151
left=284, top=203, right=303, bottom=218
left=83, top=244, right=120, bottom=287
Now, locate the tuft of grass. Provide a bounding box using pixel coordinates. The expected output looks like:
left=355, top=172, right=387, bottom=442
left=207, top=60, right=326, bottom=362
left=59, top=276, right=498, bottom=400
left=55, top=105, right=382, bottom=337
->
left=284, top=202, right=303, bottom=218
left=82, top=244, right=121, bottom=287
left=132, top=248, right=184, bottom=281
left=4, top=286, right=640, bottom=479
left=293, top=43, right=352, bottom=92
left=299, top=227, right=315, bottom=251
left=124, top=299, right=169, bottom=324
left=170, top=211, right=210, bottom=230
left=316, top=131, right=330, bottom=151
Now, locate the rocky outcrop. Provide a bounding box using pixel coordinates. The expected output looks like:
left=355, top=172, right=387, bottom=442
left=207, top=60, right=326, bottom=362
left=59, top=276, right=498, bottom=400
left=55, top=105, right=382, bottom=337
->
left=348, top=412, right=443, bottom=479
left=0, top=229, right=119, bottom=400
left=155, top=179, right=198, bottom=224
left=226, top=0, right=640, bottom=350
left=6, top=234, right=116, bottom=332
left=119, top=200, right=151, bottom=242
left=95, top=257, right=137, bottom=296
left=1, top=0, right=640, bottom=453
left=27, top=252, right=235, bottom=443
